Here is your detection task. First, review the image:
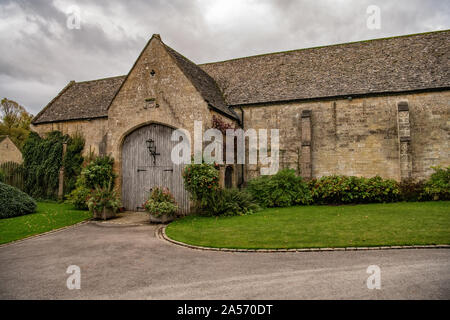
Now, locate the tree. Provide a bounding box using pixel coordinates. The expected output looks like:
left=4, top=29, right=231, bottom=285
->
left=0, top=98, right=34, bottom=148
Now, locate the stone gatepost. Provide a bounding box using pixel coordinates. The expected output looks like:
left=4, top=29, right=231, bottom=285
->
left=397, top=101, right=412, bottom=180
left=58, top=142, right=67, bottom=200
left=300, top=110, right=312, bottom=179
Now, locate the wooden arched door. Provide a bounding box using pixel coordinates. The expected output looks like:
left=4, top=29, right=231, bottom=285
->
left=121, top=124, right=190, bottom=214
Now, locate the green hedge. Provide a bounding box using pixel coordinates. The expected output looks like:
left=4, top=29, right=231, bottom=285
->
left=182, top=166, right=449, bottom=215
left=309, top=175, right=399, bottom=204
left=247, top=169, right=312, bottom=208
left=244, top=167, right=449, bottom=208
left=0, top=182, right=37, bottom=218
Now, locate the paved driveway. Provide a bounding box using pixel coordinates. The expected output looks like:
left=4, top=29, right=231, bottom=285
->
left=0, top=223, right=449, bottom=299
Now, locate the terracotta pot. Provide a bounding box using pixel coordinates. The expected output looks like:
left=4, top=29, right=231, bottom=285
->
left=149, top=212, right=175, bottom=224
left=94, top=207, right=116, bottom=220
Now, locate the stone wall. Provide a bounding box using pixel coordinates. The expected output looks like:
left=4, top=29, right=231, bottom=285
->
left=31, top=118, right=109, bottom=156
left=106, top=35, right=239, bottom=191
left=241, top=90, right=450, bottom=182
left=0, top=138, right=23, bottom=164
left=30, top=36, right=240, bottom=199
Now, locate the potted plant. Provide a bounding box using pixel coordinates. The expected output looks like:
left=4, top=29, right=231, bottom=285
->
left=87, top=181, right=122, bottom=220
left=143, top=187, right=179, bottom=223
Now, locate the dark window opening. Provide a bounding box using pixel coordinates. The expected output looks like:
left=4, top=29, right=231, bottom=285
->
left=225, top=166, right=233, bottom=189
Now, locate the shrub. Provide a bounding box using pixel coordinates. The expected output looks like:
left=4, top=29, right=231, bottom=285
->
left=83, top=155, right=116, bottom=189
left=422, top=166, right=450, bottom=201
left=67, top=178, right=90, bottom=210
left=0, top=170, right=4, bottom=183
left=66, top=155, right=116, bottom=209
left=201, top=188, right=260, bottom=216
left=143, top=187, right=179, bottom=217
left=0, top=182, right=37, bottom=218
left=398, top=178, right=425, bottom=202
left=246, top=169, right=312, bottom=208
left=183, top=162, right=220, bottom=207
left=87, top=180, right=121, bottom=214
left=363, top=176, right=400, bottom=203
left=309, top=175, right=400, bottom=204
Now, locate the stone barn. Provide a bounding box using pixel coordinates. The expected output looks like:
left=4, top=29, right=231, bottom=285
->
left=0, top=136, right=23, bottom=165
left=31, top=30, right=450, bottom=213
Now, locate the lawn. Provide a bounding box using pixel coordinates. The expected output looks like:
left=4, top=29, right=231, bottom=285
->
left=0, top=202, right=91, bottom=245
left=165, top=201, right=450, bottom=249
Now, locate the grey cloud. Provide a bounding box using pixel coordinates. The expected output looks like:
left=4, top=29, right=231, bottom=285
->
left=0, top=0, right=448, bottom=114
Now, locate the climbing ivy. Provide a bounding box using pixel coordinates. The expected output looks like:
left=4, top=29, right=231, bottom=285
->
left=63, top=133, right=85, bottom=194
left=22, top=131, right=84, bottom=199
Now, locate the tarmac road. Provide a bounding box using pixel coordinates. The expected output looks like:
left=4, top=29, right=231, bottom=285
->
left=0, top=223, right=449, bottom=299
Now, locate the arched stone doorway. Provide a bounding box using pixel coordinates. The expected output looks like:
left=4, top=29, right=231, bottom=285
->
left=121, top=123, right=190, bottom=214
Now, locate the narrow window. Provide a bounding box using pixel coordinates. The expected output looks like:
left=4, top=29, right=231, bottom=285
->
left=225, top=166, right=233, bottom=189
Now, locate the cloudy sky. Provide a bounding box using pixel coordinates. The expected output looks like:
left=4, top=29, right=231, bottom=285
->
left=0, top=0, right=449, bottom=115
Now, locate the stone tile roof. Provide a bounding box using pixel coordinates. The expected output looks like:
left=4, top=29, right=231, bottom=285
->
left=163, top=44, right=238, bottom=119
left=32, top=76, right=126, bottom=124
left=33, top=30, right=449, bottom=124
left=201, top=30, right=450, bottom=105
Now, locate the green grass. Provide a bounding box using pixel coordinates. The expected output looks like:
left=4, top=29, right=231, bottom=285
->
left=0, top=202, right=91, bottom=245
left=166, top=201, right=450, bottom=249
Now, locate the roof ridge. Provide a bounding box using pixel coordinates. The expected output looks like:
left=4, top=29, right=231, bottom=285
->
left=75, top=75, right=126, bottom=84
left=199, top=29, right=450, bottom=66
left=163, top=42, right=239, bottom=120
left=163, top=43, right=200, bottom=69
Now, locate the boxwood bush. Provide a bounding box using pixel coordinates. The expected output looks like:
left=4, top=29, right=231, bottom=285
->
left=0, top=182, right=37, bottom=218
left=246, top=169, right=312, bottom=208
left=309, top=175, right=400, bottom=204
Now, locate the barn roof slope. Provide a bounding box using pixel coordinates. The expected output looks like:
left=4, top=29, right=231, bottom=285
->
left=163, top=43, right=238, bottom=119
left=201, top=30, right=450, bottom=105
left=32, top=76, right=126, bottom=124
left=33, top=30, right=449, bottom=124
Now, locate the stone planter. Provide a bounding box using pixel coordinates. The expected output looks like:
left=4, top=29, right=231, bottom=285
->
left=93, top=207, right=116, bottom=220
left=149, top=213, right=175, bottom=224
